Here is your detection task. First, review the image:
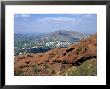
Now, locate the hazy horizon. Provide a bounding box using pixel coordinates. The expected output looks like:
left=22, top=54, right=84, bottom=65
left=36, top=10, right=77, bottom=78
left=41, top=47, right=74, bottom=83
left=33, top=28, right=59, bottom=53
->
left=14, top=14, right=97, bottom=34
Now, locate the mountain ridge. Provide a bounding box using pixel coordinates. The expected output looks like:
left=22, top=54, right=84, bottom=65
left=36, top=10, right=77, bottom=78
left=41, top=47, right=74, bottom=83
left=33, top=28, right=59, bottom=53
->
left=40, top=30, right=89, bottom=42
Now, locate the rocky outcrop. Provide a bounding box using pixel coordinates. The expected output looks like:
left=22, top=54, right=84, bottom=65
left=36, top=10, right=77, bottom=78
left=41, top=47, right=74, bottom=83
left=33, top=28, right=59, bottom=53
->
left=14, top=34, right=97, bottom=76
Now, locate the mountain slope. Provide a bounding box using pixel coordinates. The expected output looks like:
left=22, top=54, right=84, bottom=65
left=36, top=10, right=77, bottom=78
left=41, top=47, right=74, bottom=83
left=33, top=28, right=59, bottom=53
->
left=40, top=30, right=89, bottom=42
left=14, top=34, right=97, bottom=76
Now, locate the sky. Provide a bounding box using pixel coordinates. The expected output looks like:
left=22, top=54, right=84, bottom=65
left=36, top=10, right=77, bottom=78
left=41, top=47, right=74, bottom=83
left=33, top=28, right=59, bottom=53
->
left=14, top=14, right=97, bottom=34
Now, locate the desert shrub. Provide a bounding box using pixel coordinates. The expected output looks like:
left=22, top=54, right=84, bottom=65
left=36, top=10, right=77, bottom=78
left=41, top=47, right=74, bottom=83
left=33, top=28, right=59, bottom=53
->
left=44, top=64, right=52, bottom=74
left=76, top=46, right=87, bottom=54
left=51, top=69, right=56, bottom=74
left=32, top=64, right=40, bottom=75
left=63, top=58, right=97, bottom=76
left=14, top=69, right=24, bottom=76
left=76, top=47, right=82, bottom=54
left=62, top=59, right=68, bottom=64
left=45, top=63, right=50, bottom=68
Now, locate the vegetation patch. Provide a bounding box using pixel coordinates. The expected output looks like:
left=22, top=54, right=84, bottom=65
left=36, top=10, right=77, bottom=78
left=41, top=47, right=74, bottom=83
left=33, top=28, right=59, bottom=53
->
left=14, top=69, right=24, bottom=76
left=76, top=46, right=87, bottom=54
left=62, top=58, right=97, bottom=76
left=32, top=64, right=40, bottom=75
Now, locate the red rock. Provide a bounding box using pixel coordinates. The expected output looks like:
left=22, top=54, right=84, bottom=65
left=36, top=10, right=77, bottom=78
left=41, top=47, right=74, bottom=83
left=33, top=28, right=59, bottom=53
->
left=14, top=34, right=97, bottom=76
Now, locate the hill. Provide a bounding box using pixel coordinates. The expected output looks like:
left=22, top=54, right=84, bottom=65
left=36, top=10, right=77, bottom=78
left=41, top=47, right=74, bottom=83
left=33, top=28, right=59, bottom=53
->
left=14, top=30, right=89, bottom=56
left=40, top=30, right=89, bottom=42
left=14, top=34, right=97, bottom=76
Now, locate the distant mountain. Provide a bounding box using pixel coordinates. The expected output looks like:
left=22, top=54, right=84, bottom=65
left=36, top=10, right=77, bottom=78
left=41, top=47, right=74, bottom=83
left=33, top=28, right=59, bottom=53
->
left=40, top=30, right=89, bottom=42
left=15, top=30, right=89, bottom=42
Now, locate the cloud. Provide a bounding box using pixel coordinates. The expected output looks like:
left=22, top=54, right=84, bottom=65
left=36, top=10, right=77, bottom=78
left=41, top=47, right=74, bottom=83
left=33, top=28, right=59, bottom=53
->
left=36, top=17, right=80, bottom=24
left=82, top=14, right=97, bottom=19
left=79, top=14, right=97, bottom=23
left=15, top=14, right=31, bottom=22
left=83, top=14, right=92, bottom=17
left=14, top=14, right=97, bottom=34
left=21, top=14, right=31, bottom=17
left=15, top=14, right=31, bottom=18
